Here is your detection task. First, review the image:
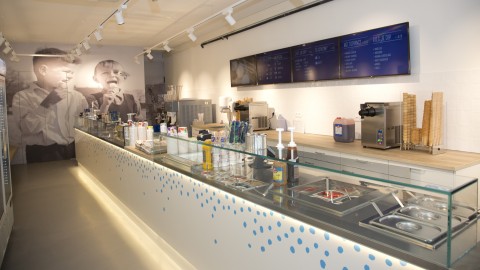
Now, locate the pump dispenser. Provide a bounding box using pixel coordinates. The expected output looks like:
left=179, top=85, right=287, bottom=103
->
left=276, top=128, right=285, bottom=158
left=127, top=113, right=136, bottom=126
left=273, top=128, right=287, bottom=186
left=286, top=127, right=299, bottom=184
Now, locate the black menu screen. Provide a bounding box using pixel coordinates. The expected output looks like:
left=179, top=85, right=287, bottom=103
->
left=292, top=38, right=339, bottom=82
left=230, top=55, right=257, bottom=87
left=340, top=22, right=410, bottom=78
left=256, top=48, right=292, bottom=85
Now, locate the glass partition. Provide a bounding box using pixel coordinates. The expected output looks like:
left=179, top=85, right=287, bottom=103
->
left=74, top=124, right=479, bottom=269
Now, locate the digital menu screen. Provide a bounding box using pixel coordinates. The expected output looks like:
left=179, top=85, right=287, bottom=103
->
left=340, top=22, right=410, bottom=78
left=256, top=48, right=292, bottom=85
left=292, top=38, right=340, bottom=82
left=230, top=55, right=257, bottom=87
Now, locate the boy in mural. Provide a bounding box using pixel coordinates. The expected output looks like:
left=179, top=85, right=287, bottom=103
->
left=88, top=60, right=141, bottom=122
left=11, top=48, right=88, bottom=163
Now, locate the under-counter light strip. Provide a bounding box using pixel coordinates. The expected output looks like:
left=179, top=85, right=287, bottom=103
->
left=73, top=164, right=190, bottom=270
left=134, top=0, right=247, bottom=60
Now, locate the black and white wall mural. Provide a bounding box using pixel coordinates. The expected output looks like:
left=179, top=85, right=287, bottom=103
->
left=5, top=43, right=147, bottom=164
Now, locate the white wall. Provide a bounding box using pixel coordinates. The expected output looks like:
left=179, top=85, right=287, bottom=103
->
left=165, top=0, right=480, bottom=153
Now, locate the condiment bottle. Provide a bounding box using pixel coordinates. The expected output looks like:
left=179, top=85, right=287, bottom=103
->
left=202, top=139, right=213, bottom=171
left=273, top=128, right=287, bottom=186
left=286, top=127, right=299, bottom=184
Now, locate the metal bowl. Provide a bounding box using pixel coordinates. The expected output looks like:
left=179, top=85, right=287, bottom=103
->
left=415, top=210, right=441, bottom=221
left=396, top=221, right=422, bottom=232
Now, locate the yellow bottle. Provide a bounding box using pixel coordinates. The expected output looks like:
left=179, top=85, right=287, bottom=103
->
left=202, top=139, right=213, bottom=171
left=273, top=160, right=287, bottom=186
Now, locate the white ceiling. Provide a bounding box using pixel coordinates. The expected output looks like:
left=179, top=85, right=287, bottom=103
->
left=0, top=0, right=322, bottom=54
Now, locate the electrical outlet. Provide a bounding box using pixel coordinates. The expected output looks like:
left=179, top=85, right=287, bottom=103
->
left=295, top=112, right=303, bottom=119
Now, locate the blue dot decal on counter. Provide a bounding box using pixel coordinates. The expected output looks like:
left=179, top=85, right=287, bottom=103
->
left=320, top=259, right=326, bottom=269
left=77, top=131, right=416, bottom=270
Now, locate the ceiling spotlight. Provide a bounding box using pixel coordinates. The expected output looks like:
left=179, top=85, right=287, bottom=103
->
left=115, top=9, right=124, bottom=25
left=163, top=43, right=172, bottom=52
left=2, top=42, right=12, bottom=54
left=223, top=7, right=236, bottom=26
left=187, top=28, right=197, bottom=42
left=94, top=27, right=103, bottom=41
left=10, top=52, right=19, bottom=62
left=82, top=39, right=91, bottom=50
left=146, top=50, right=154, bottom=60
left=115, top=4, right=127, bottom=25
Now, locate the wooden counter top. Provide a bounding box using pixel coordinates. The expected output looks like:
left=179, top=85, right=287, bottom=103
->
left=263, top=130, right=480, bottom=171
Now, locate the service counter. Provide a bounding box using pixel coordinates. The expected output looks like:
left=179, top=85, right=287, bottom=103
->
left=74, top=126, right=480, bottom=270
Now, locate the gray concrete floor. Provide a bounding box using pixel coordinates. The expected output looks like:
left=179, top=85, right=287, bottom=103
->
left=0, top=160, right=158, bottom=270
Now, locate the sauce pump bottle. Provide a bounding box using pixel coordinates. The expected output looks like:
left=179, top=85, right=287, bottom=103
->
left=286, top=127, right=299, bottom=184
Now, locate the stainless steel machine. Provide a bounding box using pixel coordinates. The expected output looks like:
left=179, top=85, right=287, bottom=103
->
left=233, top=101, right=269, bottom=131
left=358, top=102, right=402, bottom=149
left=164, top=99, right=215, bottom=137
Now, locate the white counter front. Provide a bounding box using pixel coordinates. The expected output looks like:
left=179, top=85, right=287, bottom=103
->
left=74, top=129, right=427, bottom=270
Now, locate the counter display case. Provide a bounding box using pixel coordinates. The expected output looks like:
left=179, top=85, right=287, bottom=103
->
left=154, top=134, right=478, bottom=269
left=76, top=116, right=126, bottom=147
left=74, top=125, right=479, bottom=269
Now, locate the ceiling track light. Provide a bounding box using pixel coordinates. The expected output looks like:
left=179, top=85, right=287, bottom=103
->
left=133, top=0, right=246, bottom=61
left=146, top=50, right=154, bottom=60
left=223, top=7, right=236, bottom=26
left=187, top=28, right=197, bottom=42
left=82, top=39, right=91, bottom=50
left=0, top=34, right=5, bottom=47
left=163, top=43, right=172, bottom=52
left=10, top=52, right=19, bottom=62
left=94, top=26, right=103, bottom=41
left=3, top=42, right=12, bottom=55
left=134, top=56, right=141, bottom=64
left=115, top=4, right=127, bottom=25
left=69, top=1, right=131, bottom=59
